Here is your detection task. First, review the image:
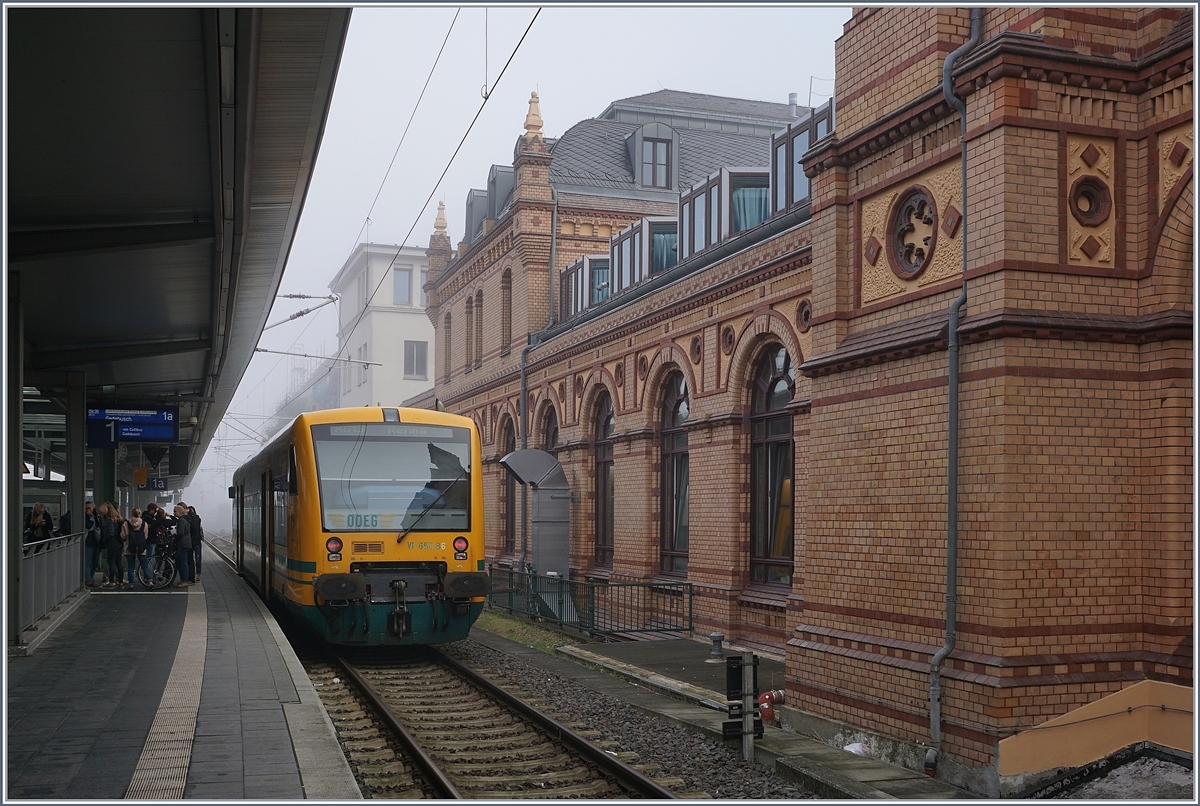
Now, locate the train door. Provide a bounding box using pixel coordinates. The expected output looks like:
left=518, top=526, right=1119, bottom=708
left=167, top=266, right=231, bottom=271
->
left=236, top=484, right=244, bottom=573
left=260, top=471, right=270, bottom=598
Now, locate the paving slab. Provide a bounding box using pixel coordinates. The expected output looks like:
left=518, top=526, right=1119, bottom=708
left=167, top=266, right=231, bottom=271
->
left=6, top=545, right=360, bottom=800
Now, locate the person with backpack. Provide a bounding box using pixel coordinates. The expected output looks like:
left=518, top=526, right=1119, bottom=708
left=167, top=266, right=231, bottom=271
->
left=82, top=501, right=103, bottom=587
left=184, top=503, right=204, bottom=579
left=99, top=502, right=125, bottom=589
left=172, top=504, right=194, bottom=588
left=121, top=508, right=152, bottom=591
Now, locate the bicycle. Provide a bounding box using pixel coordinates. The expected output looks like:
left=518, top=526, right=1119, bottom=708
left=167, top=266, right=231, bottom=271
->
left=137, top=543, right=178, bottom=590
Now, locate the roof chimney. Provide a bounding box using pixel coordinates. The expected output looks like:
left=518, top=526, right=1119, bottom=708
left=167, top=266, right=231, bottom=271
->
left=789, top=92, right=798, bottom=118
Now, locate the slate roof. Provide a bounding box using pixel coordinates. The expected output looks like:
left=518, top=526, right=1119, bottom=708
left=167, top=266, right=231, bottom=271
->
left=548, top=118, right=771, bottom=193
left=600, top=89, right=796, bottom=124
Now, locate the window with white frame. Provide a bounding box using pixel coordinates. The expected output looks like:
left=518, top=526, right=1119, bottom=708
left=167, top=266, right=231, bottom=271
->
left=393, top=266, right=412, bottom=305
left=358, top=270, right=370, bottom=311
left=404, top=341, right=427, bottom=379
left=356, top=343, right=369, bottom=386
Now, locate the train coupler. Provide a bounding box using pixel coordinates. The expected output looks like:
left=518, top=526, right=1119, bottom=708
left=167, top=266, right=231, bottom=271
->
left=387, top=580, right=410, bottom=637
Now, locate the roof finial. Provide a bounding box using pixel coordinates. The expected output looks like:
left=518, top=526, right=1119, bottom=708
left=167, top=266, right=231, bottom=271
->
left=434, top=200, right=447, bottom=233
left=524, top=91, right=544, bottom=138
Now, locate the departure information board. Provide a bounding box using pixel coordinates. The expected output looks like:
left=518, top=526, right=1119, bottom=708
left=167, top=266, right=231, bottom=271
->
left=87, top=406, right=179, bottom=446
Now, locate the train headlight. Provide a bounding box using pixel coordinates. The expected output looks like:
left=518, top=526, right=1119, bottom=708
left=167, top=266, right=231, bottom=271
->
left=453, top=535, right=468, bottom=560
left=324, top=534, right=343, bottom=561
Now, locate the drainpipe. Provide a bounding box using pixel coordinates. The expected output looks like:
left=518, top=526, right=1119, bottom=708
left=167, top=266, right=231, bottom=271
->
left=517, top=337, right=539, bottom=571
left=549, top=187, right=559, bottom=326
left=928, top=6, right=982, bottom=777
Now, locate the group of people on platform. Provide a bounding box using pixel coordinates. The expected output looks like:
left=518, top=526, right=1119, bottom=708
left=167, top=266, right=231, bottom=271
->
left=25, top=499, right=205, bottom=590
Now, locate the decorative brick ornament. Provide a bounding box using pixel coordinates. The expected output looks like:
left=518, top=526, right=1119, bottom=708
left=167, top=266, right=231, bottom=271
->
left=614, top=362, right=624, bottom=387
left=797, top=299, right=812, bottom=333
left=558, top=382, right=565, bottom=401
left=886, top=185, right=938, bottom=280
left=690, top=336, right=702, bottom=364
left=575, top=376, right=584, bottom=397
left=1069, top=175, right=1112, bottom=227
left=941, top=204, right=962, bottom=239
left=721, top=326, right=736, bottom=355
left=638, top=355, right=649, bottom=380
left=864, top=236, right=882, bottom=266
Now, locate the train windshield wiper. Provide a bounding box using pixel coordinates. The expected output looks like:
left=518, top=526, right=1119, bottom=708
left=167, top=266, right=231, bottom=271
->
left=397, top=466, right=469, bottom=543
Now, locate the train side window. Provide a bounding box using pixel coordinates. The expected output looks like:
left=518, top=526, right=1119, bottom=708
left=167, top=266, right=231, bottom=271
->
left=288, top=445, right=298, bottom=495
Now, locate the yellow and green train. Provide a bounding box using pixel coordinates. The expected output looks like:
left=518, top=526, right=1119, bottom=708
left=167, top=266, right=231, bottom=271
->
left=230, top=407, right=488, bottom=645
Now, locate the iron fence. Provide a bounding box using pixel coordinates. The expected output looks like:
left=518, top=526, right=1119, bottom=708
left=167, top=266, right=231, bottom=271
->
left=487, top=566, right=693, bottom=637
left=20, top=532, right=84, bottom=632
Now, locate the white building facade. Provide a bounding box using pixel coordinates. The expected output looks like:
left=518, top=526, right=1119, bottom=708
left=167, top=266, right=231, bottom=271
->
left=329, top=242, right=434, bottom=407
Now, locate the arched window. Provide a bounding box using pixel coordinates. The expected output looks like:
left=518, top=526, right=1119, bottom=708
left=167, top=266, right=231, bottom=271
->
left=443, top=313, right=452, bottom=381
left=501, top=269, right=512, bottom=351
left=474, top=289, right=483, bottom=368
left=501, top=421, right=516, bottom=557
left=661, top=372, right=689, bottom=575
left=464, top=297, right=474, bottom=370
left=750, top=345, right=795, bottom=585
left=541, top=405, right=559, bottom=456
left=594, top=393, right=615, bottom=568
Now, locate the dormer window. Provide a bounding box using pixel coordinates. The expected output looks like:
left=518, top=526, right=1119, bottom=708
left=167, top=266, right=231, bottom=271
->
left=627, top=123, right=679, bottom=191
left=772, top=96, right=833, bottom=214
left=561, top=255, right=611, bottom=318
left=611, top=216, right=676, bottom=295
left=731, top=175, right=770, bottom=234
left=679, top=168, right=769, bottom=258
left=590, top=258, right=611, bottom=304
left=642, top=138, right=670, bottom=188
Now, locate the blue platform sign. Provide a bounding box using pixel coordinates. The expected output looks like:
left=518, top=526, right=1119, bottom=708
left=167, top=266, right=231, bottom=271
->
left=140, top=478, right=169, bottom=491
left=86, top=406, right=179, bottom=444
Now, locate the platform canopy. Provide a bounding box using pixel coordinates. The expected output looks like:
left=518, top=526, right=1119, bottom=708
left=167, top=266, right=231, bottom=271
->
left=7, top=7, right=351, bottom=484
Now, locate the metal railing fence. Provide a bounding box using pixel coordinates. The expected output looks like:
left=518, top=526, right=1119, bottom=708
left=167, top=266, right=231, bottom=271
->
left=487, top=565, right=693, bottom=637
left=20, top=532, right=84, bottom=632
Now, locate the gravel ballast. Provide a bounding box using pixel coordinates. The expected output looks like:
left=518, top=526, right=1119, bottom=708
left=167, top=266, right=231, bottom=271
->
left=443, top=638, right=817, bottom=799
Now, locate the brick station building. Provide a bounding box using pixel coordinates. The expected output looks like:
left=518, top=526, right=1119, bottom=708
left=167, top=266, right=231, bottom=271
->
left=421, top=7, right=1192, bottom=792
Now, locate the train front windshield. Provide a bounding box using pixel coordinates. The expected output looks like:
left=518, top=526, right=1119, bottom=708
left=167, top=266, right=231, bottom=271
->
left=311, top=423, right=472, bottom=532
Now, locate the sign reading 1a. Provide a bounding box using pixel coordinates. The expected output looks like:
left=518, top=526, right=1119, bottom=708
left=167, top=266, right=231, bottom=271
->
left=86, top=405, right=179, bottom=447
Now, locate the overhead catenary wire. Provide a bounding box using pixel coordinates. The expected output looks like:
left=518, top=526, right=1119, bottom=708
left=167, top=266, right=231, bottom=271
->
left=232, top=9, right=464, bottom=431
left=273, top=7, right=542, bottom=425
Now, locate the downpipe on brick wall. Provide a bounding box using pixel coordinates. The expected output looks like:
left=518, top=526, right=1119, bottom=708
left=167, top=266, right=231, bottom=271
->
left=517, top=337, right=540, bottom=571
left=928, top=6, right=982, bottom=778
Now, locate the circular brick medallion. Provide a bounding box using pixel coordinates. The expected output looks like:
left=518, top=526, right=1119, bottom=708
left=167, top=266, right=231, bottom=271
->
left=721, top=326, right=736, bottom=355
left=690, top=336, right=702, bottom=364
left=638, top=355, right=649, bottom=380
left=614, top=363, right=624, bottom=387
left=797, top=299, right=812, bottom=333
left=887, top=185, right=938, bottom=280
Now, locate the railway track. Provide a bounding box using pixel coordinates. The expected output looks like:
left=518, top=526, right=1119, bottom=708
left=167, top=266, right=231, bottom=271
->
left=211, top=545, right=683, bottom=798
left=330, top=647, right=680, bottom=799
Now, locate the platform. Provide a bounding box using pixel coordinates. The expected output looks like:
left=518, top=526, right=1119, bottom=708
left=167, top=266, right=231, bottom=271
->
left=5, top=546, right=360, bottom=800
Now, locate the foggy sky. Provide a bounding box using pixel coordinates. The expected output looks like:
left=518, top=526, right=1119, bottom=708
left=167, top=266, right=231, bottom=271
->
left=185, top=4, right=851, bottom=523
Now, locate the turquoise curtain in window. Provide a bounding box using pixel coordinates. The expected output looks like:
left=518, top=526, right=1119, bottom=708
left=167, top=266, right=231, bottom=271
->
left=652, top=231, right=677, bottom=273
left=732, top=186, right=770, bottom=233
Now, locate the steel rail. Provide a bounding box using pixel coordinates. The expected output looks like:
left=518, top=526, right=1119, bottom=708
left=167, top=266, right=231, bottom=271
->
left=335, top=657, right=463, bottom=799
left=431, top=647, right=678, bottom=799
